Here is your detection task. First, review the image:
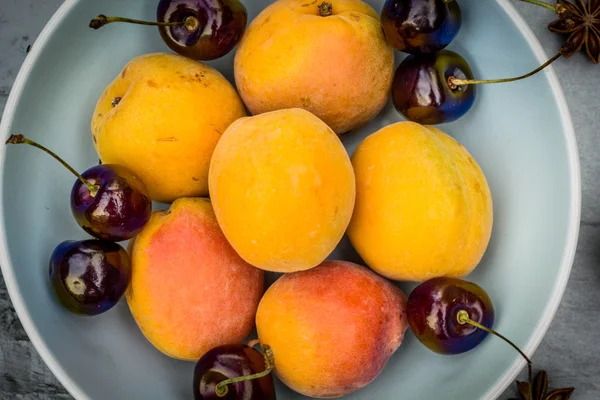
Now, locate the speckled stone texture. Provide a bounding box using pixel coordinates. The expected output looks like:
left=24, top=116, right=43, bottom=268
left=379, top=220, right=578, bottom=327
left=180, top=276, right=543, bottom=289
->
left=0, top=0, right=599, bottom=399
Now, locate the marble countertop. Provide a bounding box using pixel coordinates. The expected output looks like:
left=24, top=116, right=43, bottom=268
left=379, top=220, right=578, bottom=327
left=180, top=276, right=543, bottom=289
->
left=1, top=0, right=599, bottom=399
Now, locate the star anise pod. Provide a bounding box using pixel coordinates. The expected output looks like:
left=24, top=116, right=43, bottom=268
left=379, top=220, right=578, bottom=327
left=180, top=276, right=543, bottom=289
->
left=511, top=370, right=575, bottom=400
left=548, top=0, right=600, bottom=63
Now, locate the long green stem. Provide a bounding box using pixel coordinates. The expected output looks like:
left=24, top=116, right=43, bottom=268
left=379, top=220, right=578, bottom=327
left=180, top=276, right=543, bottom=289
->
left=5, top=134, right=98, bottom=196
left=89, top=15, right=199, bottom=31
left=215, top=344, right=275, bottom=397
left=457, top=310, right=533, bottom=400
left=520, top=0, right=556, bottom=11
left=449, top=52, right=562, bottom=87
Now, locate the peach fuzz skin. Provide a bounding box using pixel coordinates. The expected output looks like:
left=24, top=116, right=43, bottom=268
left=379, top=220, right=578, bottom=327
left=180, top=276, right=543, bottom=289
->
left=256, top=261, right=408, bottom=398
left=348, top=122, right=494, bottom=282
left=127, top=198, right=264, bottom=361
left=208, top=108, right=355, bottom=273
left=92, top=53, right=247, bottom=203
left=234, top=0, right=394, bottom=135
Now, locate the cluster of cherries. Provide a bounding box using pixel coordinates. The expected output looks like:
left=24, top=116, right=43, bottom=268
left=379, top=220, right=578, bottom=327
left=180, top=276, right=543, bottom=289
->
left=6, top=134, right=152, bottom=315
left=5, top=0, right=541, bottom=398
left=381, top=0, right=558, bottom=125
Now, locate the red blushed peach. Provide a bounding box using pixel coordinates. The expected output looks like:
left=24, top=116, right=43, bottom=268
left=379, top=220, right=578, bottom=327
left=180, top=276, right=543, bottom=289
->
left=256, top=260, right=407, bottom=398
left=127, top=197, right=264, bottom=361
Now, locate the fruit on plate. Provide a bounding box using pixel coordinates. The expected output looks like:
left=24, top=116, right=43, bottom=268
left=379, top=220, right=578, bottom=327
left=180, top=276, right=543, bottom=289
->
left=6, top=135, right=151, bottom=242
left=49, top=240, right=131, bottom=316
left=347, top=122, right=493, bottom=281
left=157, top=0, right=247, bottom=61
left=407, top=277, right=541, bottom=399
left=193, top=343, right=276, bottom=400
left=392, top=50, right=476, bottom=125
left=127, top=198, right=263, bottom=360
left=407, top=277, right=494, bottom=355
left=256, top=260, right=407, bottom=398
left=209, top=109, right=355, bottom=273
left=234, top=0, right=394, bottom=134
left=91, top=53, right=247, bottom=203
left=381, top=0, right=462, bottom=54
left=394, top=46, right=568, bottom=124
left=90, top=0, right=247, bottom=61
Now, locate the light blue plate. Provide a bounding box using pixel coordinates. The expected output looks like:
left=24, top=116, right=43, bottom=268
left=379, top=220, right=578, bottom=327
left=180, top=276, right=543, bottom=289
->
left=0, top=0, right=580, bottom=399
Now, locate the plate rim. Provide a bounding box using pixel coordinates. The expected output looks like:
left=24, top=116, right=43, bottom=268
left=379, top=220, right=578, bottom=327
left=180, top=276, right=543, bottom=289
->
left=0, top=0, right=581, bottom=399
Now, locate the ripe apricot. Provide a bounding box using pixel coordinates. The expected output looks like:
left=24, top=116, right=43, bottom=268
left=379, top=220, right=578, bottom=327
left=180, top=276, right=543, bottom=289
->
left=348, top=122, right=493, bottom=281
left=234, top=0, right=394, bottom=134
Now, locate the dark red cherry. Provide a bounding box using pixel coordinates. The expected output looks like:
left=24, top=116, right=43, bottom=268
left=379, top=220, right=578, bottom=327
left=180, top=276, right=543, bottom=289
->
left=392, top=50, right=476, bottom=125
left=157, top=0, right=247, bottom=61
left=5, top=135, right=151, bottom=242
left=406, top=277, right=536, bottom=398
left=49, top=240, right=131, bottom=316
left=90, top=0, right=247, bottom=61
left=406, top=277, right=494, bottom=355
left=381, top=0, right=462, bottom=54
left=193, top=344, right=276, bottom=400
left=392, top=47, right=567, bottom=125
left=71, top=164, right=151, bottom=242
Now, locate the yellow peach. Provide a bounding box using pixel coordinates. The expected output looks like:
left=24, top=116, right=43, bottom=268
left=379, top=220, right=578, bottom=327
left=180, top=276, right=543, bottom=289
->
left=92, top=53, right=247, bottom=203
left=234, top=0, right=394, bottom=134
left=347, top=122, right=493, bottom=281
left=208, top=108, right=355, bottom=273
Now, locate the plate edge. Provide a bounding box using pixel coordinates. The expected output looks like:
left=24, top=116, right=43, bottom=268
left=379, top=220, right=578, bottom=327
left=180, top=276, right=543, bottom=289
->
left=483, top=1, right=581, bottom=399
left=0, top=1, right=92, bottom=399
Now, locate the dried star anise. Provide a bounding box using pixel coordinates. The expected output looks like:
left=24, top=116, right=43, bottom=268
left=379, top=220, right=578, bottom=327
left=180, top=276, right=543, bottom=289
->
left=548, top=0, right=600, bottom=63
left=513, top=370, right=575, bottom=400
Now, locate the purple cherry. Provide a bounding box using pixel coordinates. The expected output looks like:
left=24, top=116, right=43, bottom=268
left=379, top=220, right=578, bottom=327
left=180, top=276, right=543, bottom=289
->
left=381, top=0, right=462, bottom=54
left=89, top=0, right=247, bottom=61
left=6, top=134, right=151, bottom=242
left=392, top=50, right=476, bottom=125
left=407, top=277, right=534, bottom=397
left=392, top=48, right=566, bottom=124
left=157, top=0, right=247, bottom=61
left=49, top=239, right=131, bottom=316
left=406, top=277, right=494, bottom=355
left=193, top=344, right=276, bottom=400
left=71, top=164, right=151, bottom=241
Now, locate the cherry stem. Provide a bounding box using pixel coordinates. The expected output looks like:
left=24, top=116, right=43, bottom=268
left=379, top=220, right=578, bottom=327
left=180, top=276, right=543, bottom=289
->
left=520, top=0, right=556, bottom=11
left=215, top=344, right=275, bottom=397
left=457, top=310, right=533, bottom=400
left=449, top=51, right=562, bottom=87
left=89, top=14, right=199, bottom=32
left=319, top=2, right=333, bottom=16
left=5, top=134, right=98, bottom=197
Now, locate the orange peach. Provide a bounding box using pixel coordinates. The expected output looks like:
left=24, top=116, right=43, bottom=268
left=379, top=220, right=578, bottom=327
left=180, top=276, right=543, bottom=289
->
left=256, top=260, right=407, bottom=398
left=208, top=109, right=355, bottom=273
left=127, top=198, right=263, bottom=360
left=234, top=0, right=394, bottom=134
left=348, top=122, right=493, bottom=281
left=92, top=53, right=247, bottom=203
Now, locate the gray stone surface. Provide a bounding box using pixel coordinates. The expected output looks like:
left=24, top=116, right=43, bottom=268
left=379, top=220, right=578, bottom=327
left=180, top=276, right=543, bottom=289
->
left=0, top=0, right=598, bottom=399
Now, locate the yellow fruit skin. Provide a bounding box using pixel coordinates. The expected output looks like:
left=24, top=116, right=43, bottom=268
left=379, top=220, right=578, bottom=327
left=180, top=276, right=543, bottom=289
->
left=256, top=260, right=408, bottom=398
left=347, top=122, right=493, bottom=281
left=91, top=53, right=247, bottom=203
left=209, top=109, right=356, bottom=273
left=234, top=0, right=394, bottom=134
